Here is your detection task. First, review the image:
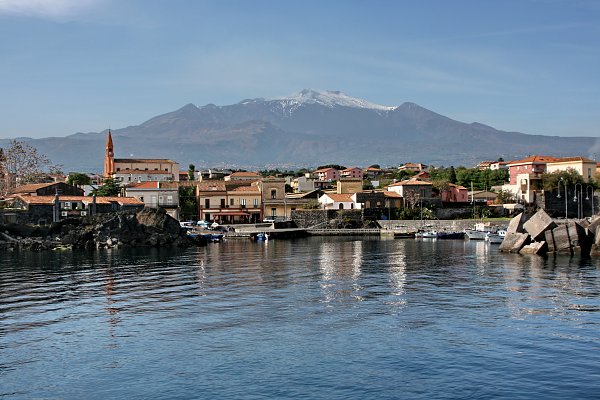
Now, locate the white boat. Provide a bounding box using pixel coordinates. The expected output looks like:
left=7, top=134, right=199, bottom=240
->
left=485, top=232, right=504, bottom=244
left=420, top=230, right=439, bottom=239
left=465, top=229, right=488, bottom=240
left=465, top=222, right=498, bottom=240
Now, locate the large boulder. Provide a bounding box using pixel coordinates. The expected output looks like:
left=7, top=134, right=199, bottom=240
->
left=523, top=209, right=557, bottom=241
left=520, top=241, right=548, bottom=255
left=506, top=212, right=528, bottom=234
left=499, top=232, right=530, bottom=253
left=135, top=207, right=182, bottom=235
left=545, top=221, right=591, bottom=256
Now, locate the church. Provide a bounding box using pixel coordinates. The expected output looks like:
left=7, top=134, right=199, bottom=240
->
left=103, top=130, right=180, bottom=183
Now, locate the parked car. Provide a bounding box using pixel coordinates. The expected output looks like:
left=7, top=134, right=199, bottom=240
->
left=262, top=217, right=276, bottom=223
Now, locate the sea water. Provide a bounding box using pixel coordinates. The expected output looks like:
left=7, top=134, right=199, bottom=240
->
left=1, top=237, right=600, bottom=399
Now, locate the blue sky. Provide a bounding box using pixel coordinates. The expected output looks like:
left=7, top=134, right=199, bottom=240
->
left=1, top=0, right=599, bottom=139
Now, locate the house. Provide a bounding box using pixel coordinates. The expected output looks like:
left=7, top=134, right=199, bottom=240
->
left=386, top=179, right=433, bottom=198
left=440, top=183, right=468, bottom=203
left=224, top=171, right=262, bottom=181
left=319, top=193, right=361, bottom=210
left=337, top=178, right=363, bottom=194
left=468, top=190, right=499, bottom=204
left=104, top=130, right=180, bottom=182
left=314, top=167, right=340, bottom=181
left=364, top=166, right=385, bottom=179
left=11, top=182, right=84, bottom=197
left=197, top=180, right=262, bottom=223
left=414, top=171, right=430, bottom=180
left=355, top=191, right=402, bottom=209
left=398, top=163, right=428, bottom=172
left=503, top=155, right=560, bottom=203
left=259, top=177, right=289, bottom=221
left=490, top=161, right=509, bottom=170
left=291, top=176, right=318, bottom=193
left=546, top=156, right=596, bottom=183
left=125, top=181, right=180, bottom=219
left=476, top=161, right=494, bottom=170
left=340, top=167, right=363, bottom=180
left=11, top=194, right=143, bottom=225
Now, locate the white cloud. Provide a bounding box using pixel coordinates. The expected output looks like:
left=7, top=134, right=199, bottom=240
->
left=0, top=0, right=103, bottom=20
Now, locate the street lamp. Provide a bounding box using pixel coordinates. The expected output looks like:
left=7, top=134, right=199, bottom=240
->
left=557, top=178, right=568, bottom=220
left=574, top=183, right=583, bottom=219
left=586, top=186, right=595, bottom=217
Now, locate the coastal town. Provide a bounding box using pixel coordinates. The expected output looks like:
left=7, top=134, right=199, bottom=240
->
left=0, top=130, right=598, bottom=255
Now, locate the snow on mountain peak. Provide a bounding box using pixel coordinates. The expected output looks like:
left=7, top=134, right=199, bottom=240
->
left=275, top=89, right=396, bottom=111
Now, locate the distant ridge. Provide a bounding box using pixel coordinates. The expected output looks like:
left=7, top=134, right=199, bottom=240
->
left=1, top=89, right=597, bottom=172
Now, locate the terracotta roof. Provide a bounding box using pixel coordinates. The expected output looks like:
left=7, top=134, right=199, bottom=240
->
left=387, top=179, right=433, bottom=187
left=341, top=167, right=360, bottom=172
left=384, top=192, right=403, bottom=198
left=126, top=181, right=179, bottom=190
left=314, top=167, right=337, bottom=173
left=198, top=181, right=226, bottom=191
left=324, top=193, right=354, bottom=202
left=103, top=196, right=144, bottom=205
left=365, top=167, right=383, bottom=171
left=114, top=169, right=174, bottom=175
left=14, top=195, right=142, bottom=205
left=12, top=182, right=61, bottom=193
left=229, top=171, right=261, bottom=177
left=114, top=158, right=178, bottom=164
left=547, top=156, right=596, bottom=164
left=230, top=185, right=260, bottom=193
left=126, top=182, right=160, bottom=189
left=508, top=155, right=561, bottom=165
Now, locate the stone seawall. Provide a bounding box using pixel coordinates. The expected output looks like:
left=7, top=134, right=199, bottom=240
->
left=378, top=219, right=511, bottom=232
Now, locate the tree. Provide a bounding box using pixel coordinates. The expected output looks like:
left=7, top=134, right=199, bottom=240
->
left=188, top=164, right=196, bottom=181
left=67, top=172, right=92, bottom=187
left=541, top=169, right=584, bottom=191
left=448, top=166, right=457, bottom=184
left=496, top=189, right=515, bottom=204
left=179, top=185, right=198, bottom=220
left=316, top=164, right=346, bottom=171
left=92, top=178, right=122, bottom=196
left=0, top=140, right=51, bottom=196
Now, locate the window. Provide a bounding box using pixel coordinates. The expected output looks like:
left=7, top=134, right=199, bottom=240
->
left=254, top=198, right=258, bottom=207
left=116, top=168, right=121, bottom=172
left=339, top=204, right=344, bottom=210
left=271, top=189, right=276, bottom=199
left=205, top=199, right=210, bottom=208
left=220, top=199, right=226, bottom=208
left=167, top=195, right=173, bottom=205
left=271, top=208, right=276, bottom=217
left=140, top=196, right=144, bottom=202
left=230, top=198, right=234, bottom=206
left=241, top=198, right=246, bottom=207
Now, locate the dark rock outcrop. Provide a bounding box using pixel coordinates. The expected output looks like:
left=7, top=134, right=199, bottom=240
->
left=1, top=207, right=203, bottom=251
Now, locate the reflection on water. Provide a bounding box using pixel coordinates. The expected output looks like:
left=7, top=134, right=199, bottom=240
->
left=1, top=238, right=600, bottom=399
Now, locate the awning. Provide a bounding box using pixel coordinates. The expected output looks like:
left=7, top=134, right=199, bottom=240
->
left=212, top=211, right=251, bottom=216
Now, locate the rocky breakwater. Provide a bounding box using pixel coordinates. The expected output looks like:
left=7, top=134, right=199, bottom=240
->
left=499, top=210, right=594, bottom=257
left=1, top=207, right=203, bottom=251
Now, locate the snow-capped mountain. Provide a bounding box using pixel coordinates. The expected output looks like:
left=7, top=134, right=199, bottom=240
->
left=4, top=90, right=597, bottom=171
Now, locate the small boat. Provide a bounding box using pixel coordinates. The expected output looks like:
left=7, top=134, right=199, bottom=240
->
left=485, top=233, right=504, bottom=244
left=201, top=233, right=224, bottom=242
left=255, top=232, right=270, bottom=241
left=420, top=230, right=439, bottom=239
left=437, top=231, right=465, bottom=240
left=465, top=229, right=488, bottom=240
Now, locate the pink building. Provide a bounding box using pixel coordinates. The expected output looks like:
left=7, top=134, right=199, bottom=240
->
left=507, top=155, right=559, bottom=185
left=340, top=167, right=363, bottom=180
left=314, top=167, right=340, bottom=181
left=440, top=183, right=468, bottom=202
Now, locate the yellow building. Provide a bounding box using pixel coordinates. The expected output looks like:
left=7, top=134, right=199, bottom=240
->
left=546, top=156, right=596, bottom=183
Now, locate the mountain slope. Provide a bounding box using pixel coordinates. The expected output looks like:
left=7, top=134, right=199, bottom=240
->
left=2, top=89, right=597, bottom=172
